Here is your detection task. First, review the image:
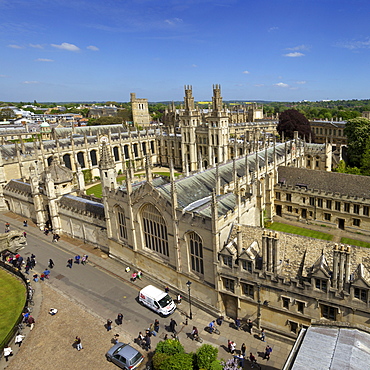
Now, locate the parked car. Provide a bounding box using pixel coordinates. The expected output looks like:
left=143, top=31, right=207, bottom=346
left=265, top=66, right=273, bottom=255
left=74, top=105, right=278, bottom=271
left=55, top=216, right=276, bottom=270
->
left=106, top=342, right=144, bottom=370
left=138, top=285, right=176, bottom=316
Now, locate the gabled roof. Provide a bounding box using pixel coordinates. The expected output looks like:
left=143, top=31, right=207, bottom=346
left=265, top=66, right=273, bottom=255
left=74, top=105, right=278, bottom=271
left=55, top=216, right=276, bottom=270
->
left=353, top=264, right=370, bottom=287
left=309, top=251, right=331, bottom=278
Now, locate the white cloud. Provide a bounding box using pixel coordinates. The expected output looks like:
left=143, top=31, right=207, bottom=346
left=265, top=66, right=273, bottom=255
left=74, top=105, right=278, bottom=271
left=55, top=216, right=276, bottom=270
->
left=36, top=58, right=54, bottom=62
left=295, top=81, right=306, bottom=85
left=51, top=42, right=80, bottom=51
left=283, top=52, right=304, bottom=57
left=268, top=26, right=279, bottom=32
left=164, top=18, right=183, bottom=26
left=23, top=81, right=39, bottom=84
left=286, top=44, right=309, bottom=51
left=254, top=84, right=264, bottom=87
left=274, top=82, right=289, bottom=88
left=87, top=45, right=99, bottom=51
left=30, top=44, right=43, bottom=49
left=8, top=44, right=23, bottom=49
left=242, top=70, right=250, bottom=74
left=336, top=37, right=370, bottom=50
left=191, top=64, right=198, bottom=68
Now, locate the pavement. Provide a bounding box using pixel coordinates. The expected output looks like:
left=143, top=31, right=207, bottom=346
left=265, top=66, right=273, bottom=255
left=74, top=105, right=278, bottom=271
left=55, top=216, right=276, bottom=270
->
left=0, top=211, right=293, bottom=370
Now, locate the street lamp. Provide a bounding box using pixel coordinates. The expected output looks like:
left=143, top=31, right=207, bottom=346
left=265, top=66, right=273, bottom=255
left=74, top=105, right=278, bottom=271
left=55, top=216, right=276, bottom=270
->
left=186, top=280, right=193, bottom=320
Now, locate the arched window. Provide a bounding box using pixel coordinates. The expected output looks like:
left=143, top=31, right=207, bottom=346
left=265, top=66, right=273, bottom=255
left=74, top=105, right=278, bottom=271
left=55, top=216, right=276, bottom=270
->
left=63, top=154, right=72, bottom=170
left=117, top=208, right=127, bottom=240
left=124, top=145, right=130, bottom=159
left=189, top=232, right=204, bottom=274
left=77, top=152, right=85, bottom=168
left=47, top=156, right=53, bottom=166
left=142, top=204, right=169, bottom=257
left=90, top=150, right=97, bottom=166
left=113, top=146, right=120, bottom=161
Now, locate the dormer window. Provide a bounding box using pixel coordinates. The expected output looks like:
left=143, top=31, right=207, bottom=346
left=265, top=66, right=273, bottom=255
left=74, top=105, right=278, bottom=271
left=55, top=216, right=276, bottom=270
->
left=315, top=278, right=327, bottom=291
left=223, top=256, right=232, bottom=268
left=354, top=288, right=367, bottom=302
left=242, top=260, right=252, bottom=273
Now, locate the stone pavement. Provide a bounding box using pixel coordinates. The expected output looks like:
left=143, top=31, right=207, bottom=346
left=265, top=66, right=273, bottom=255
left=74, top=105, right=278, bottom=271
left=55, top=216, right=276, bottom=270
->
left=0, top=211, right=293, bottom=369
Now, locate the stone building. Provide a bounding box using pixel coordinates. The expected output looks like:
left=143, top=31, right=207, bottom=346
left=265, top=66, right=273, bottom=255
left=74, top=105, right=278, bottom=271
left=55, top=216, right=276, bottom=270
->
left=1, top=85, right=370, bottom=338
left=130, top=93, right=151, bottom=127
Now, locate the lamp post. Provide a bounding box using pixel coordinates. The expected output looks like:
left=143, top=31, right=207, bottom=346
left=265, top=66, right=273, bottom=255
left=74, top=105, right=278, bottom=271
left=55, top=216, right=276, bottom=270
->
left=257, top=283, right=261, bottom=330
left=186, top=280, right=193, bottom=320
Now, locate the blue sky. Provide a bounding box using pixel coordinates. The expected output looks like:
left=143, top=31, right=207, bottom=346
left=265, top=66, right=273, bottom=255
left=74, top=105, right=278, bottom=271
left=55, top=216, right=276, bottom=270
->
left=1, top=0, right=370, bottom=102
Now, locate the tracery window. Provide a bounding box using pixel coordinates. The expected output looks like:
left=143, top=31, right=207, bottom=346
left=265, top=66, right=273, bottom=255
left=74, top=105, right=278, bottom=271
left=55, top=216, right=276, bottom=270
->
left=117, top=208, right=127, bottom=240
left=142, top=204, right=169, bottom=257
left=188, top=232, right=204, bottom=274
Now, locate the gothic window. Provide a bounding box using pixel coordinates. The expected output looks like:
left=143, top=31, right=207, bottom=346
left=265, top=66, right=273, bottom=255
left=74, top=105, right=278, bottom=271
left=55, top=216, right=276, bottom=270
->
left=142, top=142, right=147, bottom=155
left=133, top=143, right=138, bottom=157
left=223, top=278, right=235, bottom=293
left=297, top=301, right=305, bottom=314
left=188, top=232, right=204, bottom=275
left=282, top=297, right=290, bottom=309
left=335, top=201, right=341, bottom=211
left=243, top=283, right=254, bottom=298
left=309, top=197, right=315, bottom=206
left=47, top=156, right=53, bottom=166
left=124, top=145, right=130, bottom=159
left=117, top=208, right=127, bottom=240
left=344, top=203, right=350, bottom=212
left=113, top=146, right=120, bottom=161
left=90, top=150, right=97, bottom=166
left=353, top=204, right=360, bottom=214
left=63, top=154, right=72, bottom=170
left=77, top=152, right=85, bottom=168
left=321, top=305, right=337, bottom=320
left=326, top=200, right=332, bottom=209
left=317, top=198, right=323, bottom=207
left=354, top=288, right=367, bottom=302
left=150, top=141, right=155, bottom=154
left=142, top=204, right=169, bottom=257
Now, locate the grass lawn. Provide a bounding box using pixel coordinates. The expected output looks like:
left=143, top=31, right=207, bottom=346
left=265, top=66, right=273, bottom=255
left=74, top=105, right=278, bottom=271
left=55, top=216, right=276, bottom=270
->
left=86, top=171, right=180, bottom=199
left=0, top=269, right=26, bottom=343
left=266, top=222, right=334, bottom=241
left=341, top=238, right=370, bottom=248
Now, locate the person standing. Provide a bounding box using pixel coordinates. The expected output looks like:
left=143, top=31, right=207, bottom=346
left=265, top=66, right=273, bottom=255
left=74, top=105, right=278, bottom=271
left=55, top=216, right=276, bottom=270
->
left=235, top=317, right=241, bottom=330
left=113, top=334, right=120, bottom=344
left=15, top=334, right=25, bottom=347
left=117, top=313, right=123, bottom=325
left=248, top=319, right=253, bottom=335
left=3, top=346, right=13, bottom=361
left=106, top=319, right=113, bottom=331
left=49, top=259, right=54, bottom=268
left=144, top=334, right=151, bottom=351
left=27, top=316, right=35, bottom=330
left=154, top=319, right=160, bottom=333
left=216, top=316, right=224, bottom=326
left=75, top=336, right=83, bottom=351
left=67, top=258, right=73, bottom=268
left=230, top=341, right=236, bottom=354
left=165, top=286, right=169, bottom=293
left=249, top=353, right=257, bottom=368
left=75, top=255, right=81, bottom=264
left=264, top=345, right=272, bottom=360
left=241, top=343, right=246, bottom=357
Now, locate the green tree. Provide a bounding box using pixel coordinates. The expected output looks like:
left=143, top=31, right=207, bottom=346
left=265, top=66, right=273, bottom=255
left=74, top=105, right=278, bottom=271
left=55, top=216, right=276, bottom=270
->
left=195, top=344, right=219, bottom=370
left=361, top=137, right=370, bottom=176
left=344, top=117, right=370, bottom=167
left=157, top=353, right=193, bottom=370
left=0, top=108, right=15, bottom=119
left=155, top=339, right=185, bottom=356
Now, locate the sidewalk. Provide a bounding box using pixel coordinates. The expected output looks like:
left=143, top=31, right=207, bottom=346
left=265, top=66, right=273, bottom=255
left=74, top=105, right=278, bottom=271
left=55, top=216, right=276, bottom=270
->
left=0, top=211, right=292, bottom=369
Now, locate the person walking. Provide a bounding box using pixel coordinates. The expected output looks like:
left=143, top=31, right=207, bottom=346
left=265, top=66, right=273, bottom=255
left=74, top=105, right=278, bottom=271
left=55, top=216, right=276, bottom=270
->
left=75, top=336, right=83, bottom=351
left=241, top=343, right=246, bottom=357
left=27, top=315, right=35, bottom=330
left=230, top=341, right=236, bottom=354
left=235, top=317, right=241, bottom=330
left=248, top=319, right=253, bottom=335
left=165, top=286, right=169, bottom=293
left=112, top=334, right=120, bottom=344
left=23, top=220, right=28, bottom=227
left=3, top=346, right=13, bottom=361
left=169, top=318, right=177, bottom=333
left=106, top=319, right=113, bottom=331
left=260, top=328, right=266, bottom=341
left=49, top=259, right=54, bottom=268
left=15, top=334, right=25, bottom=347
left=75, top=255, right=81, bottom=264
left=117, top=313, right=123, bottom=325
left=249, top=353, right=257, bottom=368
left=264, top=345, right=272, bottom=360
left=67, top=258, right=73, bottom=268
left=216, top=315, right=224, bottom=326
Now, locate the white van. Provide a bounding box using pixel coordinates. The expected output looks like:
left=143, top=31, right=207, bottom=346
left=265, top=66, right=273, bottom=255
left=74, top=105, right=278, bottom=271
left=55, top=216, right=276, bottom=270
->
left=138, top=285, right=176, bottom=316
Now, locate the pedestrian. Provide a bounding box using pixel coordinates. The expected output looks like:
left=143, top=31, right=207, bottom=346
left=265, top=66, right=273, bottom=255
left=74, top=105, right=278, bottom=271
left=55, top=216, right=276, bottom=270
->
left=248, top=319, right=253, bottom=335
left=131, top=272, right=137, bottom=281
left=106, top=319, right=112, bottom=331
left=25, top=264, right=30, bottom=274
left=144, top=334, right=151, bottom=351
left=249, top=353, right=257, bottom=368
left=49, top=308, right=58, bottom=315
left=113, top=334, right=119, bottom=344
left=3, top=346, right=13, bottom=361
left=117, top=313, right=123, bottom=325
left=75, top=336, right=83, bottom=351
left=177, top=294, right=182, bottom=304
left=235, top=317, right=241, bottom=330
left=15, top=334, right=25, bottom=347
left=81, top=255, right=87, bottom=265
left=67, top=258, right=73, bottom=268
left=49, top=259, right=54, bottom=268
left=23, top=231, right=27, bottom=238
left=260, top=328, right=265, bottom=341
left=163, top=334, right=168, bottom=340
left=230, top=341, right=236, bottom=354
left=137, top=270, right=142, bottom=279
left=23, top=220, right=28, bottom=227
left=241, top=343, right=246, bottom=357
left=164, top=286, right=169, bottom=293
left=43, top=269, right=50, bottom=279
left=228, top=339, right=232, bottom=353
left=216, top=315, right=224, bottom=326
left=137, top=331, right=144, bottom=346
left=264, top=345, right=272, bottom=360
left=154, top=319, right=160, bottom=333
left=33, top=273, right=39, bottom=282
left=52, top=234, right=58, bottom=242
left=75, top=255, right=81, bottom=264
left=27, top=315, right=35, bottom=330
left=169, top=318, right=177, bottom=333
left=5, top=222, right=10, bottom=232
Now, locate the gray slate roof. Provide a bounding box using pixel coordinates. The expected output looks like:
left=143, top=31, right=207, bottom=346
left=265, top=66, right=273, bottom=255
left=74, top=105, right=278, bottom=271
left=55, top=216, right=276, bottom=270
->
left=59, top=194, right=104, bottom=217
left=277, top=166, right=370, bottom=199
